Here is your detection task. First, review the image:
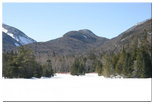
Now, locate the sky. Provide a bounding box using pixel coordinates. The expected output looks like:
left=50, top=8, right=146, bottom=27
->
left=2, top=3, right=151, bottom=42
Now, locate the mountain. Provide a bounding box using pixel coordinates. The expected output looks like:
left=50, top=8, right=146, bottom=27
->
left=18, top=19, right=151, bottom=67
left=95, top=19, right=152, bottom=54
left=26, top=29, right=108, bottom=56
left=63, top=29, right=103, bottom=43
left=2, top=24, right=36, bottom=51
left=4, top=19, right=151, bottom=56
left=2, top=19, right=152, bottom=76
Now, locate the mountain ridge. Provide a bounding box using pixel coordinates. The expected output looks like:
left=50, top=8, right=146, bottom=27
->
left=2, top=19, right=151, bottom=56
left=94, top=19, right=152, bottom=54
left=2, top=24, right=36, bottom=51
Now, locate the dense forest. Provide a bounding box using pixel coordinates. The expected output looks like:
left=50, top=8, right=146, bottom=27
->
left=2, top=29, right=151, bottom=78
left=3, top=47, right=54, bottom=78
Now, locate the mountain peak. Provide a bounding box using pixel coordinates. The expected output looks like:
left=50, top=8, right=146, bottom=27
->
left=62, top=29, right=108, bottom=45
left=78, top=29, right=93, bottom=33
left=78, top=29, right=96, bottom=36
left=63, top=29, right=96, bottom=38
left=63, top=29, right=96, bottom=41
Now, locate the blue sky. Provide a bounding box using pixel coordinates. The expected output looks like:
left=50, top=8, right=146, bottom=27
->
left=3, top=3, right=151, bottom=42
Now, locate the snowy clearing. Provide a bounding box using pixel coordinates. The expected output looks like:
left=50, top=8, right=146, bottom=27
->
left=2, top=73, right=151, bottom=101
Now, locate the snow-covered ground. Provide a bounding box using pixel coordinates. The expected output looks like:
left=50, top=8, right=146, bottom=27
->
left=2, top=73, right=151, bottom=102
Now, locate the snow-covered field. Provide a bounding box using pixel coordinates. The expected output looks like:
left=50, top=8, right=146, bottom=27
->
left=2, top=73, right=151, bottom=102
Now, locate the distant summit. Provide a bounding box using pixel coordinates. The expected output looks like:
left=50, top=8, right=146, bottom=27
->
left=63, top=29, right=95, bottom=37
left=78, top=29, right=96, bottom=36
left=26, top=29, right=108, bottom=56
left=63, top=29, right=106, bottom=43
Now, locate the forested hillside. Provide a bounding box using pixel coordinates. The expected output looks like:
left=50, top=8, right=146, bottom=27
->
left=2, top=19, right=152, bottom=78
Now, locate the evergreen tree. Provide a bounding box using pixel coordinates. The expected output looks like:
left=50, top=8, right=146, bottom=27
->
left=70, top=58, right=85, bottom=75
left=95, top=60, right=103, bottom=76
left=115, top=48, right=126, bottom=75
left=111, top=54, right=119, bottom=75
left=102, top=55, right=111, bottom=77
left=33, top=62, right=43, bottom=78
left=122, top=52, right=133, bottom=77
left=135, top=30, right=152, bottom=78
left=42, top=59, right=54, bottom=77
left=3, top=46, right=44, bottom=78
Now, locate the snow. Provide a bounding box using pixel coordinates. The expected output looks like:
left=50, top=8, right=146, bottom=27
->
left=7, top=33, right=15, bottom=39
left=2, top=27, right=8, bottom=33
left=83, top=35, right=88, bottom=39
left=14, top=43, right=20, bottom=46
left=148, top=32, right=152, bottom=35
left=19, top=36, right=34, bottom=45
left=2, top=27, right=15, bottom=39
left=2, top=27, right=34, bottom=45
left=1, top=73, right=151, bottom=102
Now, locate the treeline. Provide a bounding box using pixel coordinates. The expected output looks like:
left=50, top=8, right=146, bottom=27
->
left=3, top=47, right=54, bottom=78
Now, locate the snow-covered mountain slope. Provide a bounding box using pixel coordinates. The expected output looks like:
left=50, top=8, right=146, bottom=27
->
left=2, top=24, right=36, bottom=45
left=2, top=24, right=36, bottom=51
